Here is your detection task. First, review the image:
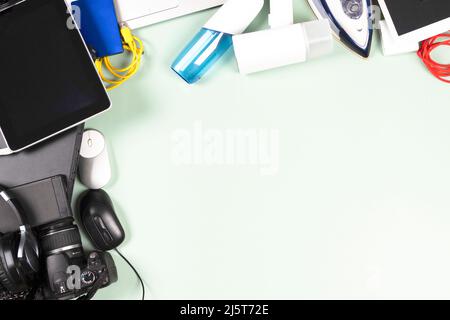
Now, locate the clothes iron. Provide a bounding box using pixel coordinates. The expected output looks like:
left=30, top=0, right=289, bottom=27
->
left=308, top=0, right=373, bottom=58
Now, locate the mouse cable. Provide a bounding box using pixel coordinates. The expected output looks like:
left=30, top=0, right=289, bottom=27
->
left=114, top=248, right=145, bottom=300
left=95, top=25, right=144, bottom=91
left=417, top=32, right=450, bottom=84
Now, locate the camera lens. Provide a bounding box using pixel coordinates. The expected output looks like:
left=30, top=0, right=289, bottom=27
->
left=38, top=218, right=83, bottom=256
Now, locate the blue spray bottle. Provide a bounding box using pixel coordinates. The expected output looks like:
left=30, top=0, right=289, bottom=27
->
left=171, top=0, right=264, bottom=84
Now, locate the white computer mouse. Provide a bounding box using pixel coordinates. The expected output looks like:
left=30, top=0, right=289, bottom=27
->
left=79, top=129, right=111, bottom=190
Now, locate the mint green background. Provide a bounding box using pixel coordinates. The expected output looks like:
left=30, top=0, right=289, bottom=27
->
left=77, top=2, right=450, bottom=299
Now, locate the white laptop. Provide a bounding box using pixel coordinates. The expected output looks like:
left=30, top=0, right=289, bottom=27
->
left=114, top=0, right=225, bottom=30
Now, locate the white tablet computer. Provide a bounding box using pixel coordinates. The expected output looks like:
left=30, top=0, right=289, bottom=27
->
left=378, top=0, right=450, bottom=43
left=0, top=0, right=110, bottom=155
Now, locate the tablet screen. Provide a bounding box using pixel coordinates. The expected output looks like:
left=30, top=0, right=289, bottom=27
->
left=0, top=0, right=110, bottom=151
left=383, top=0, right=450, bottom=36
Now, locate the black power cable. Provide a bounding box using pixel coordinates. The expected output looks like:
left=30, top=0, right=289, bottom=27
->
left=114, top=248, right=145, bottom=300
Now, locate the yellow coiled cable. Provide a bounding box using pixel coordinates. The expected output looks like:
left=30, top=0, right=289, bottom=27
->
left=95, top=26, right=144, bottom=90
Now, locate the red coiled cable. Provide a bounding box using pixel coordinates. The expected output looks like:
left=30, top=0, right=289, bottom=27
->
left=417, top=32, right=450, bottom=83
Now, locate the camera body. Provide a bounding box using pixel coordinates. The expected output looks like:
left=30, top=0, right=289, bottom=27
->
left=43, top=250, right=117, bottom=300
left=36, top=218, right=117, bottom=300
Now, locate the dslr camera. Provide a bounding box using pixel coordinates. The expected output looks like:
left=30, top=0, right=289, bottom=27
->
left=0, top=184, right=117, bottom=300
left=35, top=218, right=118, bottom=300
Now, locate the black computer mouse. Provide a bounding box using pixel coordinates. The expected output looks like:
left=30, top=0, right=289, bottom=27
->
left=79, top=190, right=125, bottom=251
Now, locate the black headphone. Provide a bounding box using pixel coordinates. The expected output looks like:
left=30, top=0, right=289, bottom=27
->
left=0, top=186, right=40, bottom=294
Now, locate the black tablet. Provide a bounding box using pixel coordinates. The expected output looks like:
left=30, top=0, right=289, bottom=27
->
left=378, top=0, right=450, bottom=42
left=0, top=0, right=110, bottom=153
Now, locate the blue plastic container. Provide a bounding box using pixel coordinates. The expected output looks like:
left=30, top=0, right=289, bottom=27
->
left=171, top=28, right=233, bottom=84
left=73, top=0, right=123, bottom=58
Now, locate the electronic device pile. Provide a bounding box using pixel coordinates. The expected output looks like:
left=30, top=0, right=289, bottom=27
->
left=0, top=0, right=448, bottom=301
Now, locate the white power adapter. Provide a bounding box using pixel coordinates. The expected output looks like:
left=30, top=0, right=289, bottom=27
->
left=232, top=0, right=333, bottom=75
